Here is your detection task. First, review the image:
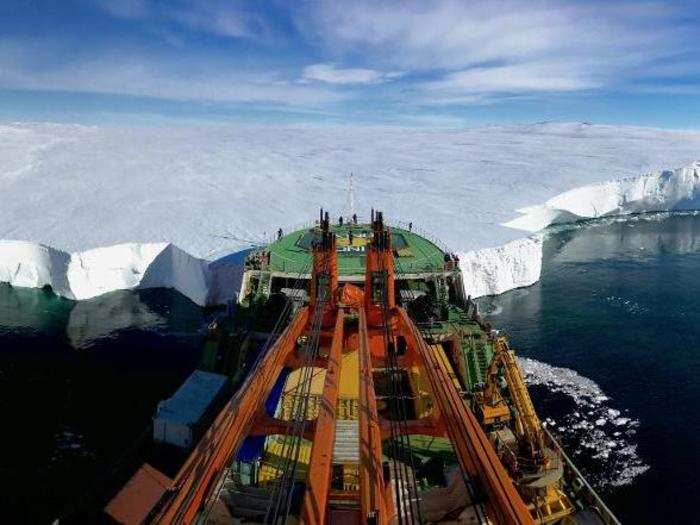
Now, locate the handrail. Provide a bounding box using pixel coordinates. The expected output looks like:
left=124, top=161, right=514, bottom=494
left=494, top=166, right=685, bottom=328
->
left=152, top=307, right=310, bottom=524
left=542, top=427, right=622, bottom=525
left=396, top=307, right=535, bottom=525
left=255, top=215, right=454, bottom=254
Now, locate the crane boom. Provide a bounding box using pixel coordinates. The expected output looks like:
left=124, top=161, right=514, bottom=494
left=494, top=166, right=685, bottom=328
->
left=488, top=337, right=545, bottom=460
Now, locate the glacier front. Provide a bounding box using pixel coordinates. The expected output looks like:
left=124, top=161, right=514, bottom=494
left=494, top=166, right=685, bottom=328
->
left=1, top=122, right=700, bottom=304
left=462, top=161, right=700, bottom=298
left=0, top=241, right=237, bottom=307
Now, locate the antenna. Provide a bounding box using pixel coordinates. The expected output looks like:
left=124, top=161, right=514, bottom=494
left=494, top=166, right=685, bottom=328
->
left=346, top=173, right=356, bottom=220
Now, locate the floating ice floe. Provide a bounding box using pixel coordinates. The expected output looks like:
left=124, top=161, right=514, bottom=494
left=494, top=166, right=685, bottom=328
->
left=50, top=425, right=93, bottom=466
left=605, top=296, right=649, bottom=316
left=519, top=357, right=649, bottom=487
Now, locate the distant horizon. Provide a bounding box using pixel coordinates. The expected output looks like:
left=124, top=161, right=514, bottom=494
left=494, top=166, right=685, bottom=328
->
left=1, top=99, right=699, bottom=132
left=0, top=1, right=698, bottom=128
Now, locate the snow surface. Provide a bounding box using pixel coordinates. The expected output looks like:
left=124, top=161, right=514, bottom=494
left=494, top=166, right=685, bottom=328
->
left=505, top=162, right=700, bottom=232
left=1, top=121, right=700, bottom=304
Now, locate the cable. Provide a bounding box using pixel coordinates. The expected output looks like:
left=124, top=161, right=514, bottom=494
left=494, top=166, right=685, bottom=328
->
left=395, top=256, right=488, bottom=525
left=266, top=289, right=327, bottom=524
left=196, top=257, right=313, bottom=523
left=271, top=270, right=329, bottom=523
left=265, top=233, right=334, bottom=525
left=374, top=226, right=424, bottom=525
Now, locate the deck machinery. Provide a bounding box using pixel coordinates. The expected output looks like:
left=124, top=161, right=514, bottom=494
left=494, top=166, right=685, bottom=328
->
left=107, top=210, right=619, bottom=525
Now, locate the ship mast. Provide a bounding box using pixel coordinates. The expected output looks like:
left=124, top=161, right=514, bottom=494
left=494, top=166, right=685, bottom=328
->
left=346, top=172, right=356, bottom=220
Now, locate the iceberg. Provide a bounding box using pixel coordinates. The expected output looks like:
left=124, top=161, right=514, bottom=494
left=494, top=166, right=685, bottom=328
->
left=0, top=241, right=237, bottom=307
left=504, top=162, right=700, bottom=233
left=457, top=236, right=543, bottom=298
left=1, top=122, right=700, bottom=304
left=460, top=162, right=700, bottom=297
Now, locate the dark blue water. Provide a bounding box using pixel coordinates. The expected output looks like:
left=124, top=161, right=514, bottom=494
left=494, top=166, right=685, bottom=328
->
left=3, top=216, right=699, bottom=524
left=478, top=213, right=700, bottom=525
left=0, top=286, right=207, bottom=523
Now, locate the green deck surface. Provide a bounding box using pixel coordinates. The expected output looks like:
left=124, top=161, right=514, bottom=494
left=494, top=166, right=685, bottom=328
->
left=404, top=435, right=455, bottom=457
left=267, top=224, right=446, bottom=276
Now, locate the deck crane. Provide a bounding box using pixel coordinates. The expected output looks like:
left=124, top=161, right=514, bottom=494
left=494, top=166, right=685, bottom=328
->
left=104, top=209, right=622, bottom=525
left=481, top=337, right=546, bottom=463
left=477, top=337, right=575, bottom=523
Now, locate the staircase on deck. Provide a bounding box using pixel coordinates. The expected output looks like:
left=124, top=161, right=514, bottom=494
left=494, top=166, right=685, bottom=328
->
left=333, top=419, right=360, bottom=463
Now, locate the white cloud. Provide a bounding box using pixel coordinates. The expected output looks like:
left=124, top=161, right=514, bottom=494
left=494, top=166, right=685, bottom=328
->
left=302, top=63, right=401, bottom=85
left=424, top=63, right=599, bottom=95
left=95, top=0, right=270, bottom=40
left=305, top=1, right=568, bottom=70
left=301, top=0, right=694, bottom=100
left=8, top=0, right=700, bottom=116
left=0, top=42, right=344, bottom=106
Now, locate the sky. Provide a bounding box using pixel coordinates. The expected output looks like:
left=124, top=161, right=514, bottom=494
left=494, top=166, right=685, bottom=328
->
left=0, top=0, right=699, bottom=127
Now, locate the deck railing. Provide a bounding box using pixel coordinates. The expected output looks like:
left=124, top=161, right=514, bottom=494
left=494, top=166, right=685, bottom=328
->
left=542, top=426, right=621, bottom=525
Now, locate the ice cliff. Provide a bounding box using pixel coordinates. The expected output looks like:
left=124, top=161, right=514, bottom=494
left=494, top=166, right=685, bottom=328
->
left=0, top=241, right=238, bottom=306
left=504, top=161, right=700, bottom=233
left=1, top=121, right=700, bottom=305
left=457, top=237, right=543, bottom=298
left=459, top=161, right=700, bottom=297
left=3, top=162, right=700, bottom=305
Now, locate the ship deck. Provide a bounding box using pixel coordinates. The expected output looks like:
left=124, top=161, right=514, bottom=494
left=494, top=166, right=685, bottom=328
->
left=267, top=224, right=447, bottom=276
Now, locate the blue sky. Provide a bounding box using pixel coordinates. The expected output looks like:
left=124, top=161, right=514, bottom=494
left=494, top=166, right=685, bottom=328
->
left=0, top=0, right=699, bottom=127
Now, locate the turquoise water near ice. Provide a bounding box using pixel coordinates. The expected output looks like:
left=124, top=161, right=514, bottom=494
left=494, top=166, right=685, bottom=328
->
left=0, top=286, right=207, bottom=522
left=478, top=213, right=700, bottom=525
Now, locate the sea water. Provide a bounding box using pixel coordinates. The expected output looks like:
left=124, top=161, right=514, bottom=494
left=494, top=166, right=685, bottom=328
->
left=3, top=214, right=700, bottom=523
left=478, top=213, right=700, bottom=524
left=0, top=286, right=207, bottom=522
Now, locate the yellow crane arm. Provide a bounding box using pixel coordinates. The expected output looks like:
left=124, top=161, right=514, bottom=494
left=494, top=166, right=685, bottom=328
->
left=490, top=338, right=546, bottom=459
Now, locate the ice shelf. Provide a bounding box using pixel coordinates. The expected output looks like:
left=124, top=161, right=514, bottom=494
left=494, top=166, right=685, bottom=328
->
left=1, top=122, right=700, bottom=304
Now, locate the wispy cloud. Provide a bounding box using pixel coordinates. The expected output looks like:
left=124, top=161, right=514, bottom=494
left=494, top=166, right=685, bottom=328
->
left=301, top=0, right=696, bottom=101
left=302, top=63, right=402, bottom=85
left=0, top=41, right=344, bottom=106
left=424, top=63, right=599, bottom=95
left=304, top=1, right=568, bottom=69
left=0, top=0, right=698, bottom=124
left=95, top=0, right=273, bottom=40
left=94, top=0, right=150, bottom=20
left=168, top=3, right=272, bottom=40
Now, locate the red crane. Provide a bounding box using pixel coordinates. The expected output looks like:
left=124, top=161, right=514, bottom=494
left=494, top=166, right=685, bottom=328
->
left=108, top=211, right=534, bottom=525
